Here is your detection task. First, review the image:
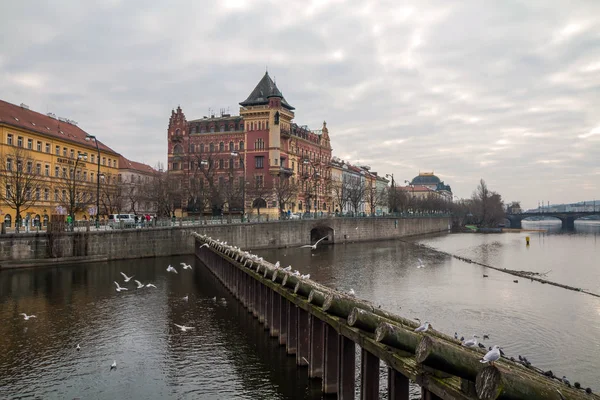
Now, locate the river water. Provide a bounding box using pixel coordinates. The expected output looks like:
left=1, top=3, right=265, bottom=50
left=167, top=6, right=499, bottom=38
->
left=1, top=221, right=599, bottom=398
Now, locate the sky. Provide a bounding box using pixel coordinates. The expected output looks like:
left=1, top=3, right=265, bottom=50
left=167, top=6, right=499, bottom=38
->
left=1, top=0, right=599, bottom=209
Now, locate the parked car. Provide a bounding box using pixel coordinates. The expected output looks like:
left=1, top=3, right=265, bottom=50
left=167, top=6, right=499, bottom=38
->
left=108, top=214, right=136, bottom=227
left=289, top=212, right=301, bottom=220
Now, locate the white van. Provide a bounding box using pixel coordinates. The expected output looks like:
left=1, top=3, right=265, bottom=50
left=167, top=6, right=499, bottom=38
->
left=108, top=214, right=136, bottom=227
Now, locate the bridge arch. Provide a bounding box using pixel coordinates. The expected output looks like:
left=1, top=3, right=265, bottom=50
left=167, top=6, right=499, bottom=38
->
left=310, top=225, right=334, bottom=245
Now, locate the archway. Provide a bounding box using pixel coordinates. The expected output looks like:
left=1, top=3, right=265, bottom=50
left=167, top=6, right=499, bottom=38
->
left=4, top=214, right=12, bottom=228
left=310, top=225, right=334, bottom=245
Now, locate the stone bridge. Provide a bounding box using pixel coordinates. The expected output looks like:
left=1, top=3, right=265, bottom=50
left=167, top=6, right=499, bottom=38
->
left=506, top=211, right=599, bottom=229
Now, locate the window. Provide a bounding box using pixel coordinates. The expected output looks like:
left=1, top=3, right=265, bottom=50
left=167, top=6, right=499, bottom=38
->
left=255, top=156, right=264, bottom=169
left=45, top=165, right=49, bottom=176
left=44, top=188, right=49, bottom=201
left=55, top=145, right=60, bottom=155
left=113, top=160, right=116, bottom=168
left=37, top=141, right=42, bottom=151
left=274, top=158, right=278, bottom=166
left=210, top=126, right=215, bottom=133
left=218, top=176, right=224, bottom=186
left=209, top=143, right=215, bottom=152
left=70, top=149, right=74, bottom=158
left=172, top=162, right=179, bottom=170
left=255, top=175, right=264, bottom=188
left=254, top=138, right=264, bottom=150
left=63, top=147, right=67, bottom=156
left=200, top=144, right=204, bottom=153
left=27, top=139, right=33, bottom=149
left=6, top=158, right=12, bottom=171
left=7, top=134, right=13, bottom=145
left=36, top=163, right=41, bottom=175
left=35, top=188, right=40, bottom=200
left=292, top=161, right=295, bottom=171
left=27, top=161, right=32, bottom=174
left=69, top=168, right=74, bottom=178
left=240, top=141, right=244, bottom=150
left=62, top=167, right=67, bottom=178
left=218, top=159, right=224, bottom=169
left=45, top=143, right=50, bottom=153
left=219, top=125, right=225, bottom=132
left=18, top=136, right=23, bottom=147
left=62, top=190, right=66, bottom=201
left=196, top=125, right=200, bottom=133
left=91, top=154, right=95, bottom=163
left=26, top=187, right=31, bottom=200
left=54, top=189, right=59, bottom=201
left=219, top=142, right=224, bottom=152
left=229, top=142, right=234, bottom=151
left=6, top=185, right=11, bottom=198
left=83, top=171, right=87, bottom=181
left=55, top=166, right=59, bottom=177
left=102, top=157, right=106, bottom=166
left=91, top=172, right=94, bottom=182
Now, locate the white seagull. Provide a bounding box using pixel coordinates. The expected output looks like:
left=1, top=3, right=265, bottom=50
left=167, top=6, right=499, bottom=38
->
left=145, top=283, right=157, bottom=288
left=182, top=295, right=189, bottom=302
left=462, top=335, right=479, bottom=348
left=76, top=344, right=81, bottom=351
left=348, top=288, right=356, bottom=297
left=300, top=236, right=328, bottom=250
left=20, top=313, right=36, bottom=320
left=199, top=243, right=209, bottom=249
left=283, top=266, right=292, bottom=271
left=174, top=323, right=194, bottom=332
left=120, top=272, right=134, bottom=282
left=301, top=274, right=311, bottom=279
left=166, top=265, right=178, bottom=274
left=180, top=263, right=192, bottom=270
left=417, top=258, right=425, bottom=269
left=415, top=321, right=430, bottom=332
left=134, top=280, right=145, bottom=289
left=480, top=345, right=501, bottom=365
left=114, top=281, right=128, bottom=292
left=110, top=360, right=117, bottom=370
left=274, top=261, right=280, bottom=269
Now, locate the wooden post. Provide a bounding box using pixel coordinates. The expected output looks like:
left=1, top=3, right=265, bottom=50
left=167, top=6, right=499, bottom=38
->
left=296, top=307, right=310, bottom=366
left=286, top=301, right=298, bottom=354
left=270, top=291, right=280, bottom=337
left=323, top=324, right=339, bottom=394
left=387, top=368, right=409, bottom=400
left=264, top=286, right=272, bottom=330
left=361, top=348, right=379, bottom=400
left=258, top=283, right=265, bottom=324
left=248, top=277, right=255, bottom=314
left=338, top=335, right=356, bottom=400
left=309, top=315, right=324, bottom=379
left=252, top=280, right=259, bottom=318
left=279, top=296, right=288, bottom=346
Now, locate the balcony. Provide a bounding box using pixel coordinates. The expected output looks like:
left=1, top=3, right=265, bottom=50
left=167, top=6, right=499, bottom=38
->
left=280, top=166, right=294, bottom=176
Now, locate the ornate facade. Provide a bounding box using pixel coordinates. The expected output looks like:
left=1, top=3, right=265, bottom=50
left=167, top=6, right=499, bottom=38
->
left=167, top=72, right=332, bottom=217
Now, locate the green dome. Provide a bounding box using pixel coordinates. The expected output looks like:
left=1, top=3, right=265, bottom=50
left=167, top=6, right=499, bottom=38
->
left=411, top=173, right=441, bottom=186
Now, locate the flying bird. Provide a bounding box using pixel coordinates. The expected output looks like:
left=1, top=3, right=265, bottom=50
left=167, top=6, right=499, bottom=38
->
left=416, top=258, right=425, bottom=268
left=166, top=265, right=178, bottom=274
left=174, top=323, right=194, bottom=332
left=134, top=280, right=145, bottom=289
left=20, top=313, right=36, bottom=320
left=182, top=295, right=189, bottom=302
left=199, top=243, right=209, bottom=249
left=145, top=283, right=157, bottom=288
left=76, top=344, right=81, bottom=351
left=110, top=360, right=117, bottom=370
left=300, top=236, right=328, bottom=250
left=180, top=263, right=192, bottom=270
left=415, top=321, right=430, bottom=332
left=480, top=345, right=501, bottom=365
left=114, top=281, right=128, bottom=292
left=120, top=272, right=134, bottom=282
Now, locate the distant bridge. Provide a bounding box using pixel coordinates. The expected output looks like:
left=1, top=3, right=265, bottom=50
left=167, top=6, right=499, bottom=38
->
left=506, top=211, right=599, bottom=229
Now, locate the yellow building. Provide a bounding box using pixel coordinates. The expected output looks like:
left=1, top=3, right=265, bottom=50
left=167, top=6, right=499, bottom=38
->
left=0, top=100, right=120, bottom=229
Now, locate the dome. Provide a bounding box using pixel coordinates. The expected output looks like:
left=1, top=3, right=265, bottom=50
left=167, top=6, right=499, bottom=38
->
left=411, top=172, right=441, bottom=186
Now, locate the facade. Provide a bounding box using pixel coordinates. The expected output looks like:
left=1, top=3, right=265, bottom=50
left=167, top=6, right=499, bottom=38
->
left=408, top=172, right=453, bottom=201
left=0, top=100, right=120, bottom=229
left=167, top=72, right=332, bottom=217
left=118, top=156, right=157, bottom=215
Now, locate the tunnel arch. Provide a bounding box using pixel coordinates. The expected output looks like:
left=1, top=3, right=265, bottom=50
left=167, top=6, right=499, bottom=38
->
left=310, top=225, right=334, bottom=245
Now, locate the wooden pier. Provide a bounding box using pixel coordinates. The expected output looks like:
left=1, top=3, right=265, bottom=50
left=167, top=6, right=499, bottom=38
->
left=194, top=233, right=597, bottom=400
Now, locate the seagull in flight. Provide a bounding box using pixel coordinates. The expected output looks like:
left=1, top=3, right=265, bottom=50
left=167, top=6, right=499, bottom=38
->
left=134, top=280, right=145, bottom=289
left=180, top=263, right=192, bottom=270
left=480, top=345, right=501, bottom=365
left=20, top=313, right=36, bottom=320
left=199, top=243, right=209, bottom=249
left=166, top=265, right=178, bottom=274
left=145, top=283, right=157, bottom=288
left=174, top=323, right=194, bottom=332
left=462, top=335, right=479, bottom=348
left=300, top=236, right=328, bottom=250
left=110, top=360, right=117, bottom=370
left=120, top=272, right=134, bottom=282
left=76, top=344, right=81, bottom=351
left=415, top=321, right=430, bottom=332
left=416, top=258, right=425, bottom=268
left=114, top=281, right=128, bottom=292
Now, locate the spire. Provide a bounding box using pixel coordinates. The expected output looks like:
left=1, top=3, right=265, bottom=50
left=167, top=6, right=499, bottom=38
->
left=239, top=72, right=294, bottom=110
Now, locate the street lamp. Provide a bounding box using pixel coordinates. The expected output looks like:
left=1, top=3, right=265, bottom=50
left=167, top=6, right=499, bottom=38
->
left=231, top=151, right=246, bottom=220
left=85, top=134, right=101, bottom=227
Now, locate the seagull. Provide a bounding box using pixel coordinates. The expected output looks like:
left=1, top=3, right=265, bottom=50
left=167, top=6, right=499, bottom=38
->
left=180, top=263, right=192, bottom=270
left=111, top=360, right=117, bottom=370
left=114, top=281, right=128, bottom=292
left=454, top=332, right=458, bottom=340
left=283, top=266, right=292, bottom=271
left=562, top=376, right=571, bottom=386
left=134, top=280, right=145, bottom=289
left=348, top=288, right=356, bottom=297
left=199, top=243, right=209, bottom=249
left=301, top=274, right=311, bottom=279
left=76, top=344, right=81, bottom=351
left=417, top=258, right=425, bottom=268
left=483, top=334, right=490, bottom=340
left=182, top=295, right=189, bottom=302
left=174, top=323, right=194, bottom=332
left=292, top=271, right=300, bottom=276
left=20, top=313, right=36, bottom=320
left=299, top=236, right=328, bottom=250
left=145, top=283, right=157, bottom=288
left=212, top=296, right=217, bottom=301
left=415, top=321, right=430, bottom=333
left=274, top=261, right=280, bottom=269
left=120, top=272, right=134, bottom=282
left=480, top=345, right=501, bottom=365
left=462, top=335, right=479, bottom=348
left=166, top=265, right=178, bottom=274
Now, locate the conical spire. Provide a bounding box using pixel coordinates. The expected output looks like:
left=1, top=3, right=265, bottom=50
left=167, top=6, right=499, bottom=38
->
left=239, top=72, right=294, bottom=110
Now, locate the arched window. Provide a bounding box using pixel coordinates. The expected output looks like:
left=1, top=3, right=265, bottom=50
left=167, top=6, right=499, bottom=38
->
left=43, top=214, right=49, bottom=227
left=229, top=142, right=234, bottom=151
left=200, top=144, right=205, bottom=153
left=189, top=144, right=195, bottom=153
left=175, top=129, right=180, bottom=135
left=209, top=143, right=215, bottom=152
left=173, top=144, right=183, bottom=154
left=4, top=214, right=11, bottom=228
left=239, top=141, right=244, bottom=150
left=219, top=142, right=224, bottom=152
left=196, top=125, right=200, bottom=133
left=219, top=125, right=225, bottom=132
left=298, top=202, right=303, bottom=211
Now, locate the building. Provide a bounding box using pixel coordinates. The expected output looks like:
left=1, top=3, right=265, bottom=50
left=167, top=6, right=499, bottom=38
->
left=118, top=156, right=157, bottom=216
left=0, top=100, right=120, bottom=229
left=404, top=172, right=453, bottom=201
left=167, top=71, right=332, bottom=217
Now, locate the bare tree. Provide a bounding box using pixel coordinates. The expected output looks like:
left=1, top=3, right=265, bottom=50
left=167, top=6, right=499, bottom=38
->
left=331, top=178, right=349, bottom=214
left=387, top=185, right=409, bottom=213
left=346, top=176, right=367, bottom=215
left=247, top=174, right=272, bottom=216
left=99, top=175, right=124, bottom=216
left=364, top=180, right=387, bottom=216
left=273, top=176, right=299, bottom=215
left=0, top=147, right=43, bottom=231
left=143, top=165, right=179, bottom=218
left=471, top=179, right=505, bottom=227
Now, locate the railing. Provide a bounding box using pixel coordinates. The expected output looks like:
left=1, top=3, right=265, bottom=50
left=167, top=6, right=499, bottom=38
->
left=194, top=233, right=597, bottom=400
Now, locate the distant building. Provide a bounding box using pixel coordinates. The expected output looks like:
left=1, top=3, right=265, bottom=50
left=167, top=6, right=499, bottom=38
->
left=118, top=156, right=157, bottom=215
left=402, top=172, right=453, bottom=201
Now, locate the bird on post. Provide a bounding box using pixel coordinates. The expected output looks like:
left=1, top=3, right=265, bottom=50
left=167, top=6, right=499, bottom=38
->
left=414, top=321, right=430, bottom=333
left=480, top=345, right=501, bottom=366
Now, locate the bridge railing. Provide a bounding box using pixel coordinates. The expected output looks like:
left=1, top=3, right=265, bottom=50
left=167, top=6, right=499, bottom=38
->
left=194, top=233, right=596, bottom=400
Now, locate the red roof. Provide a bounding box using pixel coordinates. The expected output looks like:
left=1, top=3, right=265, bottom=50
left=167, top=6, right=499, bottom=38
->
left=0, top=99, right=118, bottom=155
left=118, top=155, right=156, bottom=174
left=398, top=185, right=434, bottom=192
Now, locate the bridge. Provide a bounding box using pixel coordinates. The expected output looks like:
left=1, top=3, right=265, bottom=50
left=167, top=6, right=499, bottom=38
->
left=506, top=211, right=599, bottom=229
left=194, top=233, right=597, bottom=400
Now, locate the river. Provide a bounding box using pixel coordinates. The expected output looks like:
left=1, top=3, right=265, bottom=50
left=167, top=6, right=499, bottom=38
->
left=1, top=221, right=599, bottom=398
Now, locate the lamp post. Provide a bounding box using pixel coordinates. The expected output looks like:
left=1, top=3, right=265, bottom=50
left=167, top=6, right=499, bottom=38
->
left=230, top=151, right=245, bottom=221
left=85, top=134, right=101, bottom=228
left=385, top=173, right=394, bottom=214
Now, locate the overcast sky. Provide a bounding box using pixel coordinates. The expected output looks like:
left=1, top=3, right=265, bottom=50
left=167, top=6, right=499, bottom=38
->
left=1, top=0, right=599, bottom=209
